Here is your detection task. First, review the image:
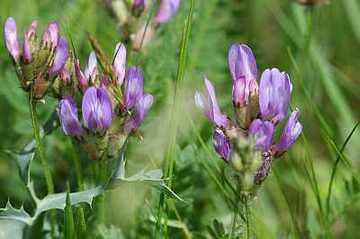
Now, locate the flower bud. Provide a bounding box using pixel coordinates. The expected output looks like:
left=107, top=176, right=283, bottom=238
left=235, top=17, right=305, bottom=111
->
left=132, top=0, right=145, bottom=9
left=23, top=20, right=38, bottom=63
left=48, top=37, right=69, bottom=76
left=124, top=66, right=144, bottom=109
left=132, top=0, right=145, bottom=15
left=259, top=68, right=292, bottom=124
left=84, top=51, right=98, bottom=81
left=195, top=78, right=229, bottom=128
left=82, top=86, right=113, bottom=131
left=42, top=21, right=59, bottom=49
left=213, top=128, right=231, bottom=161
left=113, top=42, right=126, bottom=86
left=228, top=44, right=257, bottom=86
left=75, top=59, right=88, bottom=92
left=4, top=17, right=20, bottom=63
left=154, top=0, right=180, bottom=24
left=275, top=109, right=302, bottom=155
left=58, top=96, right=83, bottom=137
left=124, top=93, right=153, bottom=133
left=248, top=119, right=274, bottom=152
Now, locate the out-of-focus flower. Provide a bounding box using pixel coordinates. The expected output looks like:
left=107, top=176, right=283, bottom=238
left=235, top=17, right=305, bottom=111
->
left=259, top=68, right=292, bottom=124
left=154, top=0, right=181, bottom=24
left=213, top=128, right=231, bottom=161
left=4, top=17, right=20, bottom=63
left=82, top=86, right=113, bottom=131
left=275, top=109, right=302, bottom=155
left=248, top=119, right=274, bottom=152
left=58, top=96, right=83, bottom=137
left=124, top=93, right=153, bottom=133
left=195, top=78, right=229, bottom=128
left=124, top=66, right=144, bottom=109
left=297, top=0, right=324, bottom=6
left=48, top=37, right=69, bottom=76
left=113, top=42, right=126, bottom=85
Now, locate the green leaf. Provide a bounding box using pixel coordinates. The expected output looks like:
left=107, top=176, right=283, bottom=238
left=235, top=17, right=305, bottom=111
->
left=64, top=187, right=76, bottom=239
left=0, top=201, right=32, bottom=225
left=0, top=220, right=26, bottom=239
left=0, top=202, right=32, bottom=239
left=33, top=186, right=104, bottom=219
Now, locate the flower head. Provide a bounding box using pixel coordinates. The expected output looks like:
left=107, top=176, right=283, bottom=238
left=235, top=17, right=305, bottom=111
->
left=154, top=0, right=180, bottom=24
left=213, top=128, right=231, bottom=161
left=259, top=68, right=292, bottom=124
left=248, top=119, right=274, bottom=152
left=82, top=87, right=113, bottom=131
left=275, top=109, right=302, bottom=154
left=58, top=96, right=83, bottom=137
left=195, top=78, right=229, bottom=128
left=4, top=17, right=20, bottom=63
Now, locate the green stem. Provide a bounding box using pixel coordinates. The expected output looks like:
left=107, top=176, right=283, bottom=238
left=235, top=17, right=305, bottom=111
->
left=245, top=196, right=251, bottom=239
left=29, top=95, right=56, bottom=238
left=70, top=140, right=87, bottom=234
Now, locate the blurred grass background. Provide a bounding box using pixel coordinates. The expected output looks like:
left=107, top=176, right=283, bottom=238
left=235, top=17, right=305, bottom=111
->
left=1, top=0, right=360, bottom=238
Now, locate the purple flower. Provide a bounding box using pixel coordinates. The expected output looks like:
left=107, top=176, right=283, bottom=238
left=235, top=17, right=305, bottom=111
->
left=57, top=97, right=83, bottom=137
left=42, top=21, right=59, bottom=49
left=132, top=0, right=145, bottom=10
left=75, top=59, right=88, bottom=92
left=113, top=43, right=126, bottom=85
left=228, top=44, right=257, bottom=83
left=275, top=109, right=302, bottom=154
left=232, top=77, right=247, bottom=107
left=259, top=68, right=292, bottom=124
left=194, top=78, right=229, bottom=128
left=26, top=20, right=38, bottom=39
left=4, top=17, right=20, bottom=63
left=228, top=44, right=257, bottom=107
left=124, top=94, right=153, bottom=133
left=213, top=128, right=231, bottom=161
left=154, top=0, right=180, bottom=24
left=124, top=66, right=144, bottom=109
left=48, top=37, right=69, bottom=76
left=84, top=52, right=98, bottom=80
left=82, top=87, right=113, bottom=131
left=23, top=20, right=38, bottom=63
left=248, top=119, right=274, bottom=152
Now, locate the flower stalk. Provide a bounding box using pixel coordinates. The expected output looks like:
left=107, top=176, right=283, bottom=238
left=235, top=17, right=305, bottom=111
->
left=29, top=93, right=56, bottom=238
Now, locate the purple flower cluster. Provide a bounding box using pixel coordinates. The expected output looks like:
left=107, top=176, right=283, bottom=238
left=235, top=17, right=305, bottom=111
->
left=57, top=43, right=153, bottom=138
left=195, top=43, right=302, bottom=183
left=56, top=43, right=153, bottom=159
left=4, top=17, right=69, bottom=98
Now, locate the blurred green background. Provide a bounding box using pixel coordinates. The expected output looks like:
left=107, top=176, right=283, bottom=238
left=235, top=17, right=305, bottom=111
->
left=1, top=0, right=360, bottom=238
